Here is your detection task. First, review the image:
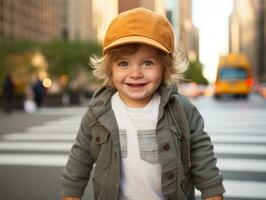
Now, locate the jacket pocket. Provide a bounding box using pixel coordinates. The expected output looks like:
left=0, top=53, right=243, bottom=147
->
left=91, top=126, right=111, bottom=169
left=92, top=125, right=110, bottom=144
left=137, top=130, right=159, bottom=164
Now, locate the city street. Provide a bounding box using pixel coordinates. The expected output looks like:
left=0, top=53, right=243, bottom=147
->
left=0, top=94, right=266, bottom=200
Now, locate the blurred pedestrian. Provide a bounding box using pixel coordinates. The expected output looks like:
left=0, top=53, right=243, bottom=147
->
left=2, top=74, right=15, bottom=113
left=23, top=85, right=37, bottom=113
left=61, top=8, right=225, bottom=200
left=32, top=77, right=45, bottom=108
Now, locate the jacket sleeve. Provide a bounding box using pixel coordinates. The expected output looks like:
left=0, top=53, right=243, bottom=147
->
left=179, top=95, right=225, bottom=199
left=61, top=109, right=95, bottom=197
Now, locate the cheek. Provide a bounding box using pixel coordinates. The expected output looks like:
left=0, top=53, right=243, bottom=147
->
left=150, top=68, right=163, bottom=82
left=111, top=70, right=124, bottom=84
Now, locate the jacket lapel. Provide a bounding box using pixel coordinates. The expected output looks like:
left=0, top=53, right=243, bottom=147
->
left=157, top=84, right=178, bottom=122
left=89, top=86, right=121, bottom=159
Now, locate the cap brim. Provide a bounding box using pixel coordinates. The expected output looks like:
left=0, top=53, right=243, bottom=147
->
left=103, top=36, right=170, bottom=54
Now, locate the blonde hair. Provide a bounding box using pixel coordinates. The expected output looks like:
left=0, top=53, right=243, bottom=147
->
left=90, top=44, right=188, bottom=86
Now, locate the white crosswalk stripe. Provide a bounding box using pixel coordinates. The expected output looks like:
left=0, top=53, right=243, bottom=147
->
left=0, top=106, right=266, bottom=199
left=217, top=158, right=266, bottom=172
left=211, top=135, right=266, bottom=143
left=214, top=144, right=266, bottom=155
left=0, top=141, right=73, bottom=151
left=1, top=133, right=75, bottom=141
left=0, top=154, right=68, bottom=166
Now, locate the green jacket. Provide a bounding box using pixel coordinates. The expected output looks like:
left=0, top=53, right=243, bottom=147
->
left=61, top=85, right=225, bottom=200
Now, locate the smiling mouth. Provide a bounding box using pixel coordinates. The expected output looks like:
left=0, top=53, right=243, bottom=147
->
left=126, top=83, right=147, bottom=86
left=126, top=83, right=147, bottom=87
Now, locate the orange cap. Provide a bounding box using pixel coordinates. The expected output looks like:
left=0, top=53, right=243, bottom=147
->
left=103, top=7, right=174, bottom=54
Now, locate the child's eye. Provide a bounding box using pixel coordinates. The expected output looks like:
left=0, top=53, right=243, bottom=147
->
left=118, top=61, right=128, bottom=68
left=141, top=60, right=154, bottom=68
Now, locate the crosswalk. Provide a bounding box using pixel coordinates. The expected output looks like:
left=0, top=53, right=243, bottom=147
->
left=0, top=106, right=266, bottom=199
left=0, top=107, right=83, bottom=167
left=197, top=107, right=266, bottom=200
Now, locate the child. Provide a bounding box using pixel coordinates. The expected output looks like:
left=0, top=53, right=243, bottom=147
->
left=61, top=7, right=225, bottom=200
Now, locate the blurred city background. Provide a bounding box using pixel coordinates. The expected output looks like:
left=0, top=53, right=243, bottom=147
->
left=0, top=0, right=266, bottom=200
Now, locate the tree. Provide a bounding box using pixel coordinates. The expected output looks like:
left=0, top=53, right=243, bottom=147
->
left=184, top=59, right=209, bottom=85
left=42, top=40, right=101, bottom=80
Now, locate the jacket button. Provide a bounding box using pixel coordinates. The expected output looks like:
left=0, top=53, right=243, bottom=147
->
left=168, top=174, right=174, bottom=180
left=94, top=101, right=104, bottom=107
left=163, top=143, right=170, bottom=151
left=96, top=136, right=100, bottom=142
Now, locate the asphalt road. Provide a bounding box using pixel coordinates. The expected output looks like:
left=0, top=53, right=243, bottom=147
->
left=0, top=94, right=265, bottom=200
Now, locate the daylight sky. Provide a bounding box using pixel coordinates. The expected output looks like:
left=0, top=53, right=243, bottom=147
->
left=192, top=0, right=233, bottom=82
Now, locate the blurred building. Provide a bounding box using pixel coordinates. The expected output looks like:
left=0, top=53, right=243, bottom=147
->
left=118, top=0, right=165, bottom=15
left=63, top=0, right=95, bottom=41
left=165, top=0, right=180, bottom=49
left=0, top=0, right=117, bottom=43
left=258, top=0, right=266, bottom=82
left=178, top=0, right=199, bottom=60
left=229, top=0, right=258, bottom=81
left=0, top=0, right=63, bottom=42
left=153, top=0, right=200, bottom=61
left=229, top=0, right=266, bottom=82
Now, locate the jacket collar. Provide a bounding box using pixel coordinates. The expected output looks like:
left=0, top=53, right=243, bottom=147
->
left=157, top=84, right=178, bottom=121
left=89, top=83, right=178, bottom=119
left=158, top=83, right=178, bottom=108
left=89, top=86, right=115, bottom=118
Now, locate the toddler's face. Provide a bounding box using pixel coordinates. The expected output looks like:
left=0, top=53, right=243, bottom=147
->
left=111, top=44, right=163, bottom=108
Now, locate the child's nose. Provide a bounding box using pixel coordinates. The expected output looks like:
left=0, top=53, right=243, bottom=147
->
left=129, top=65, right=144, bottom=78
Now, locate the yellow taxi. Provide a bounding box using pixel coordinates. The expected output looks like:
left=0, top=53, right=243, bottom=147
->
left=214, top=53, right=253, bottom=99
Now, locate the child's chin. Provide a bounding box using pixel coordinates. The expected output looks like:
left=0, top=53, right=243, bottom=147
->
left=130, top=94, right=152, bottom=101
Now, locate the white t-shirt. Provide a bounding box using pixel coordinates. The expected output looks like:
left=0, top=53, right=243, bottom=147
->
left=111, top=92, right=163, bottom=200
